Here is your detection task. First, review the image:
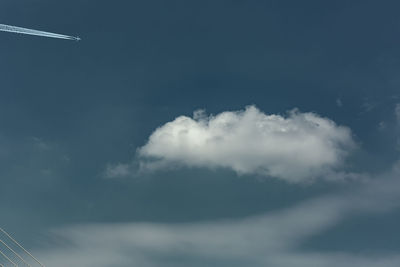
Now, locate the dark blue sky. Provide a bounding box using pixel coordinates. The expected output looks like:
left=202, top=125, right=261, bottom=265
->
left=1, top=1, right=400, bottom=266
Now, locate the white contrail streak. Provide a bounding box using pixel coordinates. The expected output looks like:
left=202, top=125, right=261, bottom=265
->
left=0, top=23, right=80, bottom=41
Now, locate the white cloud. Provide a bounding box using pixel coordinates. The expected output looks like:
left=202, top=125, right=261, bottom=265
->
left=137, top=106, right=355, bottom=182
left=34, top=167, right=400, bottom=267
left=104, top=163, right=131, bottom=179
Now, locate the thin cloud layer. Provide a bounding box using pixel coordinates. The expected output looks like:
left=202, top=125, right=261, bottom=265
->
left=138, top=106, right=355, bottom=182
left=35, top=167, right=400, bottom=267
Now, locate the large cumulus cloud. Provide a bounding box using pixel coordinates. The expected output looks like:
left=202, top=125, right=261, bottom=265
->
left=138, top=106, right=355, bottom=182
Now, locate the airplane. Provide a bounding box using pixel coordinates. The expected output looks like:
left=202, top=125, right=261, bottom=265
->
left=0, top=23, right=80, bottom=41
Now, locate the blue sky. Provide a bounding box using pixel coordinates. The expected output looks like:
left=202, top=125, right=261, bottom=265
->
left=1, top=0, right=400, bottom=266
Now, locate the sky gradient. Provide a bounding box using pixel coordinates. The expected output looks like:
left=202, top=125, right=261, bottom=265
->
left=1, top=0, right=400, bottom=266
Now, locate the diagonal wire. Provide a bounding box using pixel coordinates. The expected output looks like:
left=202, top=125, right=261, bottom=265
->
left=0, top=248, right=17, bottom=267
left=0, top=238, right=32, bottom=267
left=0, top=228, right=44, bottom=267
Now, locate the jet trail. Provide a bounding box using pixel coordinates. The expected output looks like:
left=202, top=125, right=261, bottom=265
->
left=0, top=23, right=80, bottom=41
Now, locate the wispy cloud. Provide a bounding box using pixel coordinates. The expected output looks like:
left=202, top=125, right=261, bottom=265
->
left=35, top=165, right=400, bottom=267
left=336, top=98, right=343, bottom=107
left=104, top=163, right=131, bottom=179
left=395, top=103, right=400, bottom=123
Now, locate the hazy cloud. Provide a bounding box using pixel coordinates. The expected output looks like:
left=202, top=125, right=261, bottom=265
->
left=395, top=103, right=400, bottom=123
left=104, top=163, right=131, bottom=179
left=336, top=98, right=343, bottom=107
left=137, top=106, right=355, bottom=183
left=35, top=166, right=400, bottom=267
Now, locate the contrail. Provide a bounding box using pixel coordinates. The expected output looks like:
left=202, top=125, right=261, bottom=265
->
left=0, top=23, right=80, bottom=41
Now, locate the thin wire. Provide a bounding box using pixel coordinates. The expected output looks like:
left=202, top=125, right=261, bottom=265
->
left=0, top=248, right=17, bottom=267
left=0, top=228, right=44, bottom=267
left=0, top=239, right=32, bottom=267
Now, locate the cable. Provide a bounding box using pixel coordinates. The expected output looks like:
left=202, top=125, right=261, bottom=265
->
left=0, top=228, right=44, bottom=267
left=0, top=248, right=17, bottom=267
left=0, top=238, right=32, bottom=266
